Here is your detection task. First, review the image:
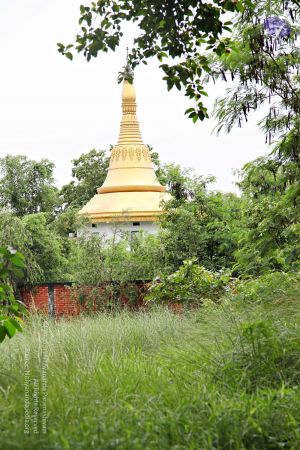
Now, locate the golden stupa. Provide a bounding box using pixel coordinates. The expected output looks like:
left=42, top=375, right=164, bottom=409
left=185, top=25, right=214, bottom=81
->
left=79, top=76, right=168, bottom=223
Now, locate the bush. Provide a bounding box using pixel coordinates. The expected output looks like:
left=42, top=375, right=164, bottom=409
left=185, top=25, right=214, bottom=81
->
left=212, top=317, right=300, bottom=392
left=232, top=272, right=300, bottom=304
left=146, top=258, right=231, bottom=306
left=0, top=247, right=26, bottom=343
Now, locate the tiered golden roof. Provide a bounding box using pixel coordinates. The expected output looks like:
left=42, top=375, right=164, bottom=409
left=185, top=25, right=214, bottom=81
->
left=79, top=78, right=169, bottom=222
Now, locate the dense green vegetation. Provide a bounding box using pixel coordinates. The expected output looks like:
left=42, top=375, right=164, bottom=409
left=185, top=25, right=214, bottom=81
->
left=0, top=143, right=298, bottom=290
left=60, top=149, right=109, bottom=209
left=0, top=155, right=58, bottom=216
left=202, top=0, right=300, bottom=275
left=0, top=247, right=26, bottom=343
left=1, top=1, right=299, bottom=447
left=1, top=277, right=300, bottom=449
left=1, top=2, right=299, bottom=286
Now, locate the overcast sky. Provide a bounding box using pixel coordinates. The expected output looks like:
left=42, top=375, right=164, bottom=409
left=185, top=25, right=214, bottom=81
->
left=0, top=0, right=270, bottom=193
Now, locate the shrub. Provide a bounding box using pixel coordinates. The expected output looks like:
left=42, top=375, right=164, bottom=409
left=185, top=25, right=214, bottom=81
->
left=233, top=272, right=300, bottom=304
left=213, top=318, right=300, bottom=392
left=0, top=247, right=26, bottom=343
left=146, top=258, right=231, bottom=306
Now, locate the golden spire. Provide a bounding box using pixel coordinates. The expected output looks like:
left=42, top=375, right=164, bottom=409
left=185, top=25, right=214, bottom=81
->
left=98, top=77, right=165, bottom=194
left=117, top=80, right=143, bottom=145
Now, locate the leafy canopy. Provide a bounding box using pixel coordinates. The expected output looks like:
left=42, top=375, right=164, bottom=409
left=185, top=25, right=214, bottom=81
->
left=0, top=212, right=42, bottom=285
left=146, top=258, right=230, bottom=306
left=58, top=0, right=249, bottom=121
left=199, top=0, right=300, bottom=274
left=158, top=166, right=241, bottom=273
left=60, top=149, right=109, bottom=209
left=0, top=155, right=58, bottom=217
left=22, top=213, right=67, bottom=282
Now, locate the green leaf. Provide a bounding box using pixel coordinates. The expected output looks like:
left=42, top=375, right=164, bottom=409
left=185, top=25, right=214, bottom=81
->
left=11, top=254, right=25, bottom=268
left=9, top=318, right=23, bottom=333
left=0, top=326, right=6, bottom=343
left=4, top=320, right=16, bottom=338
left=175, top=80, right=181, bottom=91
left=0, top=315, right=9, bottom=321
left=65, top=52, right=73, bottom=61
left=185, top=108, right=195, bottom=115
left=158, top=19, right=166, bottom=29
left=236, top=1, right=245, bottom=12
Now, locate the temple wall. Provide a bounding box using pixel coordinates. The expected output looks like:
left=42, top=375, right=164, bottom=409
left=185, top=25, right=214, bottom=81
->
left=79, top=221, right=158, bottom=239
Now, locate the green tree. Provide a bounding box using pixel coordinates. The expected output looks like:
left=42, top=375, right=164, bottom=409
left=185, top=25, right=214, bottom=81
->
left=60, top=149, right=109, bottom=209
left=199, top=0, right=300, bottom=274
left=0, top=155, right=58, bottom=216
left=0, top=212, right=68, bottom=284
left=51, top=208, right=86, bottom=237
left=58, top=0, right=247, bottom=121
left=208, top=1, right=300, bottom=170
left=0, top=212, right=42, bottom=285
left=68, top=229, right=163, bottom=308
left=22, top=214, right=67, bottom=282
left=158, top=164, right=214, bottom=201
left=205, top=0, right=300, bottom=191
left=70, top=229, right=162, bottom=285
left=50, top=209, right=89, bottom=279
left=234, top=157, right=300, bottom=275
left=159, top=169, right=241, bottom=272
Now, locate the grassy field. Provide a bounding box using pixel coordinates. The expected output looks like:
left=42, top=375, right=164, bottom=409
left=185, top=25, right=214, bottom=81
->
left=1, top=284, right=300, bottom=449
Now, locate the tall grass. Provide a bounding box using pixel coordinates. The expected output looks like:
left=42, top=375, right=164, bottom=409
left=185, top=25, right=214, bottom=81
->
left=0, top=287, right=300, bottom=449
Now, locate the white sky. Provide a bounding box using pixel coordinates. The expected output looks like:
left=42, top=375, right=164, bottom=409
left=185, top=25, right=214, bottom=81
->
left=0, top=0, right=270, bottom=193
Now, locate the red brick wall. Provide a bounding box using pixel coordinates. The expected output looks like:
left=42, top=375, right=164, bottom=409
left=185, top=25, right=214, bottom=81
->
left=54, top=285, right=83, bottom=317
left=21, top=285, right=49, bottom=314
left=21, top=284, right=84, bottom=317
left=21, top=282, right=148, bottom=317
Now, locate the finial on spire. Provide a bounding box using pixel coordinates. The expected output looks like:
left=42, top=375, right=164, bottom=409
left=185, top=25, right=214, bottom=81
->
left=117, top=47, right=134, bottom=84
